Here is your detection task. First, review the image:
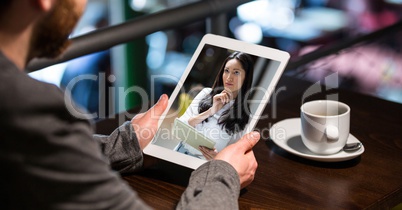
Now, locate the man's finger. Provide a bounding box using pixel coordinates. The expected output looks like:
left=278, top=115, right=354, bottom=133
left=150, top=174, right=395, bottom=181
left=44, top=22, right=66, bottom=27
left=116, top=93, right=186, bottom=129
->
left=147, top=94, right=168, bottom=119
left=236, top=131, right=260, bottom=152
left=132, top=112, right=145, bottom=121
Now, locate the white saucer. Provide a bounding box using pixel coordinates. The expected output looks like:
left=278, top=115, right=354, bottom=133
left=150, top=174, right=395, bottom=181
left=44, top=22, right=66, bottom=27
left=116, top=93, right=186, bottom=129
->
left=269, top=118, right=364, bottom=162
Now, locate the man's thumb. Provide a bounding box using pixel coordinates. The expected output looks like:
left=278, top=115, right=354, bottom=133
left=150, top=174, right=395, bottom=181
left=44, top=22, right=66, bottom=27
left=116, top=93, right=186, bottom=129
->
left=237, top=131, right=260, bottom=152
left=149, top=94, right=168, bottom=117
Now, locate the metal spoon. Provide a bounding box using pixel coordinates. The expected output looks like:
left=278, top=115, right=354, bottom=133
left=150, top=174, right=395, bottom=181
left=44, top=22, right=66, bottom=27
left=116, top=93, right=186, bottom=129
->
left=343, top=142, right=362, bottom=152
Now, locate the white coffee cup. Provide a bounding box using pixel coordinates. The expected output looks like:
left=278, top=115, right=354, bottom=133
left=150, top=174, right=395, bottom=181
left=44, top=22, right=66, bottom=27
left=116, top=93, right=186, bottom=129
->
left=300, top=100, right=350, bottom=155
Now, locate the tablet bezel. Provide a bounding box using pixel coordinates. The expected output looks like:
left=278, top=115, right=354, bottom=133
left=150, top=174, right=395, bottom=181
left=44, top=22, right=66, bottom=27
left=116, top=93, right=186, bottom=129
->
left=143, top=34, right=290, bottom=169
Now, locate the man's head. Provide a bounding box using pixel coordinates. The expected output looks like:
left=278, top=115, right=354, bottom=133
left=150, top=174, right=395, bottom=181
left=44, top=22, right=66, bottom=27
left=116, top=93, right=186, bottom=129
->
left=29, top=0, right=86, bottom=59
left=0, top=0, right=86, bottom=60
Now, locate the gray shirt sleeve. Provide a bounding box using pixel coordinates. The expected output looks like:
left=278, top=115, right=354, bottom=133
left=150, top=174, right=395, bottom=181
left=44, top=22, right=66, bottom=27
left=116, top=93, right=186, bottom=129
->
left=176, top=160, right=241, bottom=210
left=93, top=121, right=144, bottom=174
left=0, top=53, right=151, bottom=209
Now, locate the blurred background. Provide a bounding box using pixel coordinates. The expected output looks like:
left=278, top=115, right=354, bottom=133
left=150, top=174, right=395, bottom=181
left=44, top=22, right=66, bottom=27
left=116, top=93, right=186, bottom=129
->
left=29, top=0, right=402, bottom=120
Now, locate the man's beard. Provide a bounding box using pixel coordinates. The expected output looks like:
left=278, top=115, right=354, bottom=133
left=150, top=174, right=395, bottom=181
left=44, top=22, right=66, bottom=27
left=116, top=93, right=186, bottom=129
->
left=29, top=0, right=82, bottom=59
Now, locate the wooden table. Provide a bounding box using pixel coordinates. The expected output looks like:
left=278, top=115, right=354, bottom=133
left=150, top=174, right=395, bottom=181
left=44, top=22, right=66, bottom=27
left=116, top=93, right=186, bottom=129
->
left=95, top=75, right=402, bottom=209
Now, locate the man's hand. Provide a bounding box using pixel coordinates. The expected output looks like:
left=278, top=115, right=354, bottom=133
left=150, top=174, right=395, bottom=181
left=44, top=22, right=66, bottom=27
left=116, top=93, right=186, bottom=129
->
left=131, top=94, right=168, bottom=150
left=215, top=131, right=260, bottom=189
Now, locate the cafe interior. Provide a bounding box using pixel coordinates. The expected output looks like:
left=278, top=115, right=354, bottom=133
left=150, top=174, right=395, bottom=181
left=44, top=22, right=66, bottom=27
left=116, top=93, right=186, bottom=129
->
left=28, top=0, right=402, bottom=209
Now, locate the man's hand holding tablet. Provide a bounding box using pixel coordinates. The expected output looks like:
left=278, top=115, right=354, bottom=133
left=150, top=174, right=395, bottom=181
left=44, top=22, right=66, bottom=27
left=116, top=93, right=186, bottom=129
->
left=215, top=131, right=260, bottom=189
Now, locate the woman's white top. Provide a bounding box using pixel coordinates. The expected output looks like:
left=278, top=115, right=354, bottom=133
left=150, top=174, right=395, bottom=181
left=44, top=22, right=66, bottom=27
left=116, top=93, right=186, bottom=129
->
left=179, top=88, right=243, bottom=155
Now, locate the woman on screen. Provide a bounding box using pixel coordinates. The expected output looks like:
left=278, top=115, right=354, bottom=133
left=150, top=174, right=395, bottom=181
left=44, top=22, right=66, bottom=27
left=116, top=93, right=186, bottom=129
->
left=178, top=51, right=254, bottom=159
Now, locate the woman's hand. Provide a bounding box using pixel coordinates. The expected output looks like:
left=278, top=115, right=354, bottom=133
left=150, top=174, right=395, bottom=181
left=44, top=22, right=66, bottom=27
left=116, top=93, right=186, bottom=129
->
left=199, top=146, right=218, bottom=160
left=188, top=90, right=232, bottom=127
left=210, top=90, right=232, bottom=115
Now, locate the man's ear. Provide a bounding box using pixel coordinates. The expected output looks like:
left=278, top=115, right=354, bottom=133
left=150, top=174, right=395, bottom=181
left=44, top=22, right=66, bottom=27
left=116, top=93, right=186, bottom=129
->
left=33, top=0, right=56, bottom=12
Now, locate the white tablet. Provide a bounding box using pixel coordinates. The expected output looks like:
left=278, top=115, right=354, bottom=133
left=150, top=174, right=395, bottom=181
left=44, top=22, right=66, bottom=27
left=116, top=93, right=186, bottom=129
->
left=144, top=34, right=290, bottom=169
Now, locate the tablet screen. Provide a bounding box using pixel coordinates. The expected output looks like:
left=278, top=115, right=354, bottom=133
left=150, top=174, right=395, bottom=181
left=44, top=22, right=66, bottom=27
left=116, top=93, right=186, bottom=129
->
left=144, top=34, right=289, bottom=169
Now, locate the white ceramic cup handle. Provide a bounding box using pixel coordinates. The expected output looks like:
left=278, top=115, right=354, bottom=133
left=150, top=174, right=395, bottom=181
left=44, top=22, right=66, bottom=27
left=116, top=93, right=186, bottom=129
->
left=325, top=125, right=339, bottom=141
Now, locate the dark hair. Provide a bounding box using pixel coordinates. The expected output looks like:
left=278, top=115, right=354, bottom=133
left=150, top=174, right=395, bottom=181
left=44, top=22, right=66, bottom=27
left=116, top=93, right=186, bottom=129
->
left=0, top=0, right=12, bottom=14
left=198, top=51, right=254, bottom=135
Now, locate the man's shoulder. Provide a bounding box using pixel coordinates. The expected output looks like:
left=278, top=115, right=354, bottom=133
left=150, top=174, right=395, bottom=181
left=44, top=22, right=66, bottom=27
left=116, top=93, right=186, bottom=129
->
left=0, top=54, right=65, bottom=112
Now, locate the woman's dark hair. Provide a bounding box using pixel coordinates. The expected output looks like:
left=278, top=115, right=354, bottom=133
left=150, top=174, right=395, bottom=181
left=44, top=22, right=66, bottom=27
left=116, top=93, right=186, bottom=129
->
left=198, top=51, right=254, bottom=135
